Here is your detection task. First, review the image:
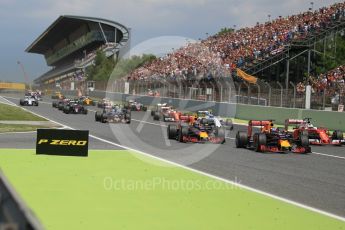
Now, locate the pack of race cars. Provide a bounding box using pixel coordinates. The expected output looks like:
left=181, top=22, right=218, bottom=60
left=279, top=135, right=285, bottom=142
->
left=21, top=92, right=344, bottom=152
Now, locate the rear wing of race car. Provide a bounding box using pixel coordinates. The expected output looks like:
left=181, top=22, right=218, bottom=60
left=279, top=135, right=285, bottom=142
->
left=180, top=115, right=197, bottom=124
left=248, top=120, right=274, bottom=137
left=284, top=119, right=305, bottom=131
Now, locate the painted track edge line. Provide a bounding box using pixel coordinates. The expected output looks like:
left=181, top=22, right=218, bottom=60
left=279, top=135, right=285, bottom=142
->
left=10, top=100, right=345, bottom=222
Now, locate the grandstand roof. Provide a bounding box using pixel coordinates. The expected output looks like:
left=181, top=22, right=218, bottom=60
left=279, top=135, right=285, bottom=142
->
left=26, top=15, right=129, bottom=54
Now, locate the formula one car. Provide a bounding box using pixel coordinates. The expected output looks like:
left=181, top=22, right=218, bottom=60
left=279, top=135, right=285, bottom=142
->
left=79, top=96, right=96, bottom=106
left=51, top=91, right=64, bottom=100
left=167, top=116, right=226, bottom=144
left=63, top=100, right=88, bottom=114
left=97, top=98, right=113, bottom=108
left=26, top=90, right=42, bottom=101
left=95, top=105, right=131, bottom=124
left=52, top=98, right=69, bottom=109
left=19, top=96, right=39, bottom=106
left=124, top=100, right=147, bottom=111
left=285, top=118, right=344, bottom=146
left=236, top=120, right=310, bottom=153
left=151, top=104, right=181, bottom=122
left=196, top=110, right=234, bottom=130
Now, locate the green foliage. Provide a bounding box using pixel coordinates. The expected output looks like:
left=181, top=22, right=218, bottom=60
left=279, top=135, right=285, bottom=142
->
left=86, top=52, right=156, bottom=81
left=314, top=34, right=345, bottom=75
left=109, top=54, right=156, bottom=80
left=86, top=51, right=115, bottom=81
left=217, top=27, right=235, bottom=36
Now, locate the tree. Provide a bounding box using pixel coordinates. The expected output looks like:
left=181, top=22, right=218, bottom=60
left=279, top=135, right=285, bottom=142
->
left=109, top=54, right=156, bottom=80
left=86, top=50, right=115, bottom=81
left=314, top=34, right=345, bottom=75
left=217, top=27, right=235, bottom=36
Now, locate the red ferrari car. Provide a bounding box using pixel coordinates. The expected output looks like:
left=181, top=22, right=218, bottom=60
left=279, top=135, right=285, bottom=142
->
left=285, top=118, right=344, bottom=146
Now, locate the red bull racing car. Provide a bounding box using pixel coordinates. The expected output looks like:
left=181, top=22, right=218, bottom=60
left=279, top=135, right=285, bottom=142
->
left=167, top=116, right=226, bottom=144
left=285, top=118, right=344, bottom=146
left=236, top=120, right=311, bottom=153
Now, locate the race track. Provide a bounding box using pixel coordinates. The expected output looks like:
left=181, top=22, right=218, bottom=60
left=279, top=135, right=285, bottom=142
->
left=1, top=94, right=345, bottom=218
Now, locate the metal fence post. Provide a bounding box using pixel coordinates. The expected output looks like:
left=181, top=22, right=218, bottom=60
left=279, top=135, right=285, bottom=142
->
left=220, top=84, right=223, bottom=102
left=322, top=89, right=326, bottom=110
left=277, top=82, right=283, bottom=107
left=238, top=83, right=242, bottom=104
left=290, top=81, right=296, bottom=108
left=265, top=82, right=271, bottom=106
left=256, top=83, right=261, bottom=105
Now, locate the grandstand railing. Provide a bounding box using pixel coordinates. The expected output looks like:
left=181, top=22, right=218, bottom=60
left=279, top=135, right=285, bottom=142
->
left=243, top=17, right=345, bottom=76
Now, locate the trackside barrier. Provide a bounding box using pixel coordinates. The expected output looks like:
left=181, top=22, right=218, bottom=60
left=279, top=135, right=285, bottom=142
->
left=0, top=170, right=44, bottom=230
left=61, top=90, right=345, bottom=131
left=0, top=83, right=25, bottom=90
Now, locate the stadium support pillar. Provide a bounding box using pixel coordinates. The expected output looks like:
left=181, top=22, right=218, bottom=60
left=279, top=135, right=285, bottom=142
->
left=305, top=85, right=311, bottom=109
left=307, top=49, right=311, bottom=79
left=285, top=59, right=290, bottom=91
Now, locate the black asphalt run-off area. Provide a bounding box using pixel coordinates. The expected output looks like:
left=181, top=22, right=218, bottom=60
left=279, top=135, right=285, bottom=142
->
left=1, top=94, right=345, bottom=218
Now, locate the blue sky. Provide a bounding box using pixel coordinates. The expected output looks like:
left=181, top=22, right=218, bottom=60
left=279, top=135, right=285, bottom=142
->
left=0, top=0, right=340, bottom=82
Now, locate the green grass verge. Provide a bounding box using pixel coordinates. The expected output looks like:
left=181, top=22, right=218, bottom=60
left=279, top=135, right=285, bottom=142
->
left=0, top=149, right=344, bottom=230
left=0, top=124, right=50, bottom=133
left=0, top=103, right=46, bottom=121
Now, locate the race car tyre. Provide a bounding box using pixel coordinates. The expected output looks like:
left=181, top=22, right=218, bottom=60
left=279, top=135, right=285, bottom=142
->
left=151, top=110, right=155, bottom=116
left=226, top=119, right=234, bottom=130
left=254, top=133, right=266, bottom=152
left=142, top=106, right=147, bottom=112
left=101, top=115, right=107, bottom=123
left=131, top=105, right=137, bottom=111
left=216, top=127, right=225, bottom=138
left=19, top=100, right=24, bottom=106
left=92, top=101, right=96, bottom=106
left=83, top=109, right=88, bottom=115
left=178, top=125, right=189, bottom=142
left=332, top=130, right=344, bottom=140
left=52, top=102, right=56, bottom=107
left=153, top=112, right=160, bottom=121
left=163, top=115, right=167, bottom=122
left=95, top=112, right=101, bottom=122
left=300, top=134, right=309, bottom=147
left=235, top=131, right=248, bottom=148
left=167, top=125, right=177, bottom=139
left=34, top=102, right=39, bottom=106
left=126, top=118, right=131, bottom=124
left=125, top=113, right=131, bottom=124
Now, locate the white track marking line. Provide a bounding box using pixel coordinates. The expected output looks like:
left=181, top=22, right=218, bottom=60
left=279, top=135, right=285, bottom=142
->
left=4, top=97, right=345, bottom=159
left=4, top=97, right=345, bottom=222
left=311, top=152, right=345, bottom=160
left=7, top=97, right=344, bottom=158
left=0, top=96, right=17, bottom=106
left=0, top=131, right=37, bottom=135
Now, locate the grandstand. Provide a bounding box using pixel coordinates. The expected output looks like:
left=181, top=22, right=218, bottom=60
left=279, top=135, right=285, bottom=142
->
left=26, top=15, right=130, bottom=90
left=112, top=2, right=345, bottom=110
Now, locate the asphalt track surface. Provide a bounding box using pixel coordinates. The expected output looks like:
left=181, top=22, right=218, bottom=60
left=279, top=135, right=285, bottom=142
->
left=1, top=94, right=345, bottom=218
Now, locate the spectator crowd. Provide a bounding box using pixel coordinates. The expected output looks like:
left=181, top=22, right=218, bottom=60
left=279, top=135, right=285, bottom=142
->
left=297, top=65, right=345, bottom=98
left=126, top=2, right=345, bottom=82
